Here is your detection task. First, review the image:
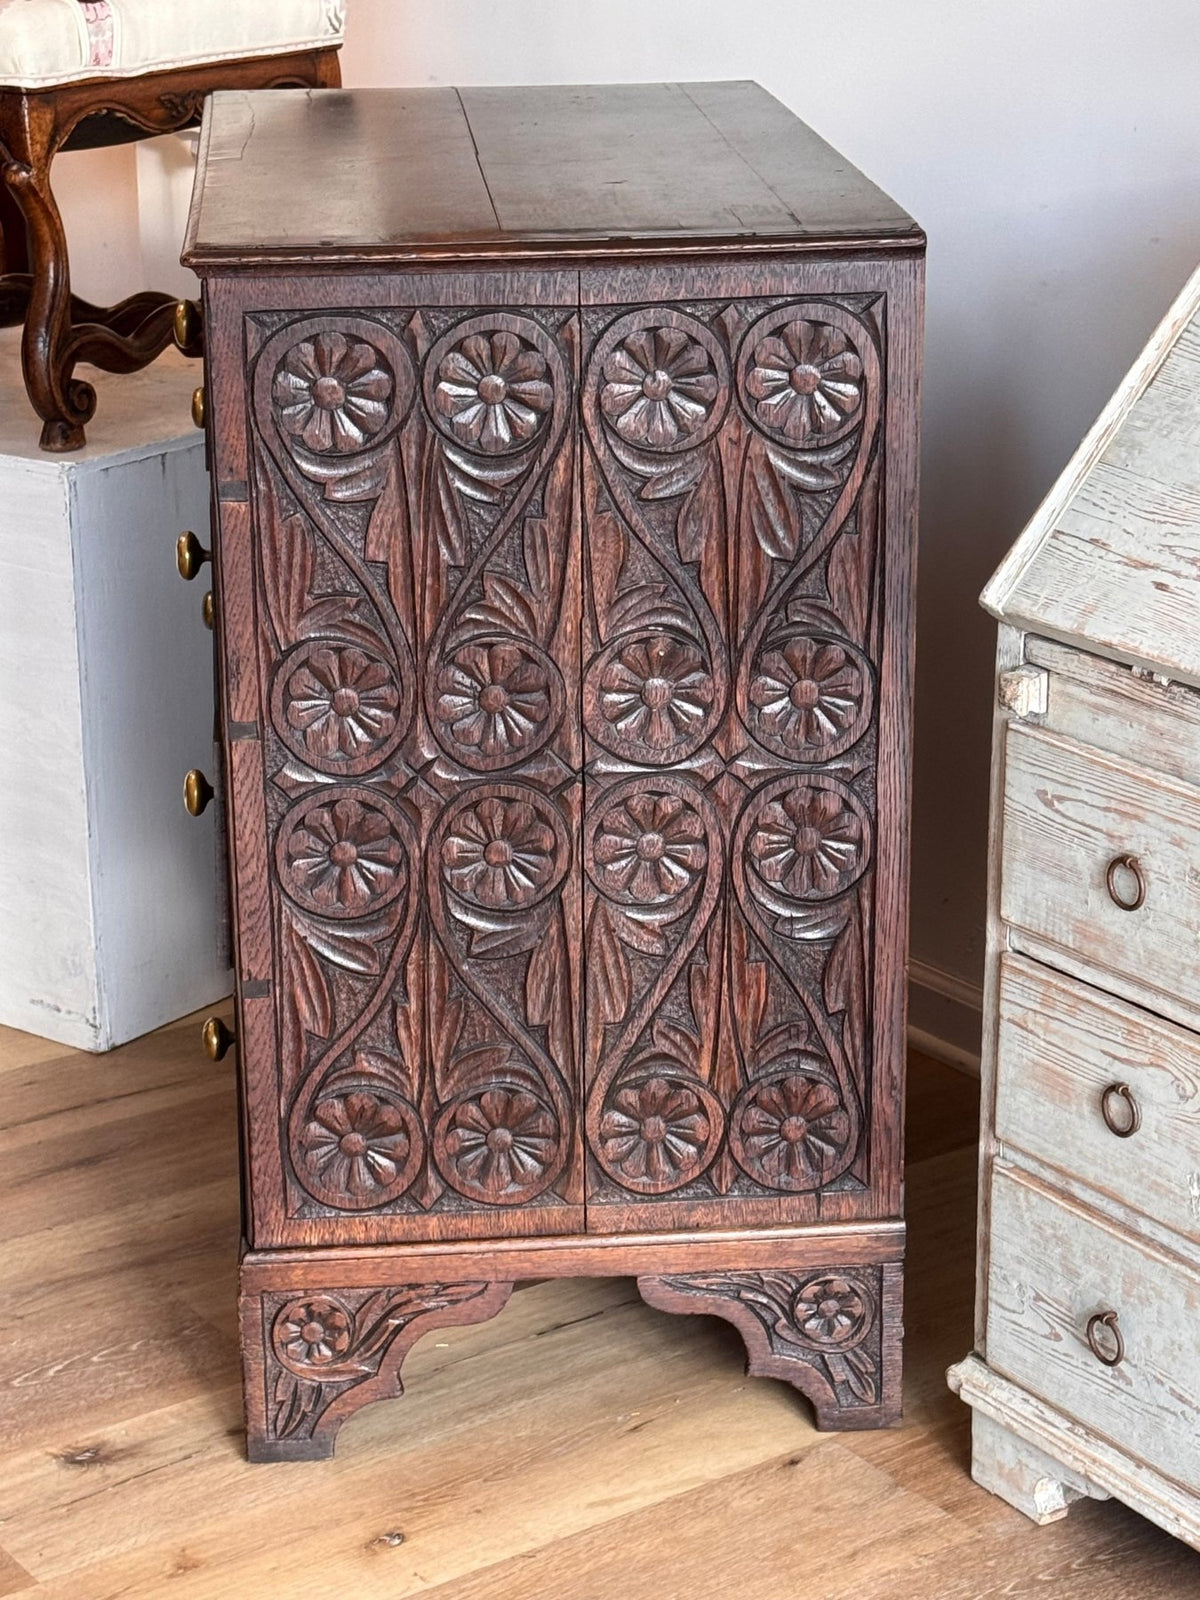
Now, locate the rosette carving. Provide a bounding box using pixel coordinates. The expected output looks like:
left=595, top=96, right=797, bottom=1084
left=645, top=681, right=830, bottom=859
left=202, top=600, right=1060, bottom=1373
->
left=296, top=1073, right=425, bottom=1210
left=747, top=634, right=873, bottom=762
left=742, top=317, right=864, bottom=447
left=434, top=1084, right=561, bottom=1204
left=729, top=1064, right=853, bottom=1192
left=743, top=777, right=872, bottom=908
left=276, top=788, right=410, bottom=920
left=271, top=641, right=405, bottom=776
left=433, top=639, right=562, bottom=772
left=427, top=325, right=554, bottom=455
left=273, top=331, right=396, bottom=455
left=594, top=1069, right=724, bottom=1195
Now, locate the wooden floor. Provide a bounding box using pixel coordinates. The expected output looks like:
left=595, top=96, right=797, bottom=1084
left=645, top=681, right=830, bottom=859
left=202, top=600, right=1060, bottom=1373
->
left=0, top=1017, right=1197, bottom=1599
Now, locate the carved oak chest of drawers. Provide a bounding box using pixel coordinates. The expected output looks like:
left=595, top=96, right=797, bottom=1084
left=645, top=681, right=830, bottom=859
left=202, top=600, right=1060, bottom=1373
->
left=949, top=264, right=1200, bottom=1548
left=183, top=82, right=924, bottom=1460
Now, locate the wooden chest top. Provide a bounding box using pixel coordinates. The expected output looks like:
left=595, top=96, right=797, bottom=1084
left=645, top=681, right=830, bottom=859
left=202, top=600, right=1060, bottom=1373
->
left=183, top=81, right=923, bottom=269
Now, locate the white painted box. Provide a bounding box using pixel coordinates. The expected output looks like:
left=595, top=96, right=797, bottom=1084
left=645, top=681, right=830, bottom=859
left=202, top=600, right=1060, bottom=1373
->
left=0, top=330, right=230, bottom=1050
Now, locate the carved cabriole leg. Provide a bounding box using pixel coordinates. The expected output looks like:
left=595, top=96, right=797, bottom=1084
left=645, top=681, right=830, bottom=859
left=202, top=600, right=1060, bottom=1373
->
left=0, top=92, right=94, bottom=450
left=969, top=1410, right=1107, bottom=1526
left=240, top=1277, right=513, bottom=1462
left=638, top=1261, right=902, bottom=1430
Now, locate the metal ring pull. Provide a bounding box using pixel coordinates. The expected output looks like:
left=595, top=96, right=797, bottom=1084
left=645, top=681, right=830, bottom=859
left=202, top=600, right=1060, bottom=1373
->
left=1100, top=1081, right=1141, bottom=1138
left=1086, top=1309, right=1125, bottom=1367
left=1105, top=853, right=1146, bottom=912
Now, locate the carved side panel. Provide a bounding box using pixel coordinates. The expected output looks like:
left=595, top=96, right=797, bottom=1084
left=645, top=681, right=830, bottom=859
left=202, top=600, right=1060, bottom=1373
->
left=245, top=305, right=583, bottom=1241
left=581, top=295, right=886, bottom=1227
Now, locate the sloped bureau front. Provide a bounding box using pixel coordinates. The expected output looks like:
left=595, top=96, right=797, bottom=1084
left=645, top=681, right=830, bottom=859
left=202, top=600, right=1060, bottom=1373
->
left=236, top=297, right=584, bottom=1245
left=580, top=286, right=893, bottom=1230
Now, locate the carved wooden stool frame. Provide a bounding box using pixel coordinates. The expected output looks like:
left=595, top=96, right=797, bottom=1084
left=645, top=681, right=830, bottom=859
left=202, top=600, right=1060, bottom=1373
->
left=0, top=47, right=340, bottom=450
left=241, top=1233, right=904, bottom=1461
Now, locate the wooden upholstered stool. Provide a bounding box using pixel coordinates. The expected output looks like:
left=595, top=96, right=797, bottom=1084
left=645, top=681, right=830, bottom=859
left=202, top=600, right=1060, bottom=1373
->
left=0, top=1, right=343, bottom=449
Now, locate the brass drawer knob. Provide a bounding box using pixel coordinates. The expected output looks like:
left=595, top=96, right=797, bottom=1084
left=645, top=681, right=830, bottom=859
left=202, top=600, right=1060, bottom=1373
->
left=1105, top=852, right=1146, bottom=911
left=191, top=385, right=206, bottom=430
left=202, top=1016, right=235, bottom=1061
left=1100, top=1081, right=1141, bottom=1138
left=1086, top=1309, right=1125, bottom=1367
left=173, top=299, right=203, bottom=356
left=202, top=590, right=214, bottom=630
left=176, top=530, right=210, bottom=581
left=183, top=769, right=214, bottom=816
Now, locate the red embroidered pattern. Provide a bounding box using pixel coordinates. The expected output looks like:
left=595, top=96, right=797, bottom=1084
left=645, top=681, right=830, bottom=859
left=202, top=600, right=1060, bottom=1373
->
left=81, top=2, right=115, bottom=69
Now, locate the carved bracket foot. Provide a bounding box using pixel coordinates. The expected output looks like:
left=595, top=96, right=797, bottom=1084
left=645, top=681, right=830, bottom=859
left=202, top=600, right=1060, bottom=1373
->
left=638, top=1261, right=901, bottom=1430
left=241, top=1278, right=513, bottom=1461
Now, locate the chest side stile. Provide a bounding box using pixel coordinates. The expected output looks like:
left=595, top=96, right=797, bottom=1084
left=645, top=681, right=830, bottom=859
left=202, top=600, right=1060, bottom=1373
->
left=213, top=269, right=585, bottom=1249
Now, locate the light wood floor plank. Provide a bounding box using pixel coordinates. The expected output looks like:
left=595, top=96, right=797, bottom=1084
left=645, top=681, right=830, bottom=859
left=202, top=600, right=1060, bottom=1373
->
left=0, top=1014, right=1195, bottom=1597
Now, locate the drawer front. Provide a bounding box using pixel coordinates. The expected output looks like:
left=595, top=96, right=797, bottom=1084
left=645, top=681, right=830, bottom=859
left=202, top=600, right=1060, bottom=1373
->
left=987, top=1163, right=1200, bottom=1492
left=995, top=953, right=1200, bottom=1244
left=576, top=266, right=919, bottom=1231
left=211, top=276, right=587, bottom=1247
left=1001, top=721, right=1200, bottom=1015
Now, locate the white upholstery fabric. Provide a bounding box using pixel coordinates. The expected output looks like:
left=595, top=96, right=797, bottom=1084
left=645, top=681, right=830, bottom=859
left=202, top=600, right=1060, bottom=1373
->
left=0, top=0, right=343, bottom=89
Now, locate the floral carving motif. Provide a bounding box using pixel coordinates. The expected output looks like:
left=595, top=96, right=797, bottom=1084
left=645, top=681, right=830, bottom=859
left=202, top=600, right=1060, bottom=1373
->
left=641, top=1268, right=883, bottom=1414
left=264, top=1283, right=501, bottom=1447
left=274, top=642, right=402, bottom=773
left=596, top=1074, right=721, bottom=1194
left=273, top=1295, right=353, bottom=1373
left=591, top=791, right=707, bottom=906
left=434, top=642, right=555, bottom=767
left=278, top=790, right=408, bottom=919
left=432, top=329, right=553, bottom=454
left=273, top=331, right=394, bottom=454
left=296, top=1083, right=424, bottom=1209
left=747, top=782, right=869, bottom=902
left=597, top=634, right=715, bottom=759
left=730, top=1069, right=852, bottom=1191
left=441, top=793, right=565, bottom=910
left=600, top=325, right=720, bottom=450
left=791, top=1275, right=873, bottom=1352
left=749, top=636, right=871, bottom=760
left=436, top=1087, right=560, bottom=1203
left=744, top=319, right=863, bottom=445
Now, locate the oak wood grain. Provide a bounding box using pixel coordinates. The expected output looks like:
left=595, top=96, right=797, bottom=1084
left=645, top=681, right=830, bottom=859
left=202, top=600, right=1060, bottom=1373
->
left=183, top=83, right=924, bottom=269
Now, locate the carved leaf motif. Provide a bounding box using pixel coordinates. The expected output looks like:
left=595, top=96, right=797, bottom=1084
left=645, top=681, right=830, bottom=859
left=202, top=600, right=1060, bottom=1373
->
left=427, top=936, right=466, bottom=1103
left=649, top=1018, right=700, bottom=1073
left=273, top=1370, right=321, bottom=1438
left=637, top=454, right=705, bottom=501
left=746, top=440, right=796, bottom=562
left=588, top=508, right=626, bottom=629
left=260, top=511, right=315, bottom=647
left=427, top=445, right=469, bottom=568
left=454, top=902, right=544, bottom=959
left=282, top=907, right=333, bottom=1041
left=609, top=909, right=669, bottom=957
left=676, top=450, right=722, bottom=565
left=586, top=898, right=632, bottom=1051
left=526, top=904, right=573, bottom=1077
left=605, top=583, right=696, bottom=642
left=824, top=899, right=867, bottom=1082
left=296, top=899, right=406, bottom=977
left=460, top=569, right=540, bottom=639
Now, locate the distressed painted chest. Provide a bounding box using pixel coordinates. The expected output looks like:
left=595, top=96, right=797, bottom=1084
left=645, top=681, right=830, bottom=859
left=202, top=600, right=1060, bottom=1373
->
left=950, top=265, right=1200, bottom=1548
